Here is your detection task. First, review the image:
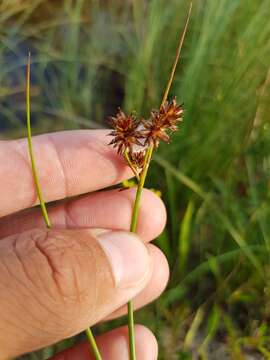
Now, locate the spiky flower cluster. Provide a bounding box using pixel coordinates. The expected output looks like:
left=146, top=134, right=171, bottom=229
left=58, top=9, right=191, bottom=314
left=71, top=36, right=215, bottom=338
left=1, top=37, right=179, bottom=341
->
left=108, top=110, right=143, bottom=155
left=108, top=98, right=183, bottom=174
left=142, top=99, right=183, bottom=148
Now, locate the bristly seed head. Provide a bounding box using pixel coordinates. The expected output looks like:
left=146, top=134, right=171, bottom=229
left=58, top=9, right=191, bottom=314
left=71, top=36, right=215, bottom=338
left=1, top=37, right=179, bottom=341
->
left=108, top=98, right=183, bottom=168
left=142, top=98, right=184, bottom=148
left=108, top=108, right=143, bottom=154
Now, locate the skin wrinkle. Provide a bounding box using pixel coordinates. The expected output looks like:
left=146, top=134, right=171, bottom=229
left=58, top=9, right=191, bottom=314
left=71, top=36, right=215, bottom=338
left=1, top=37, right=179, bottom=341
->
left=35, top=231, right=80, bottom=301
left=0, top=237, right=35, bottom=291
left=58, top=236, right=90, bottom=308
left=3, top=230, right=104, bottom=345
left=50, top=131, right=127, bottom=195
left=54, top=200, right=69, bottom=229
left=83, top=236, right=118, bottom=325
left=87, top=236, right=98, bottom=324
left=10, top=232, right=62, bottom=322
left=0, top=261, right=31, bottom=335
left=64, top=200, right=80, bottom=228
left=90, top=243, right=108, bottom=325
left=87, top=134, right=129, bottom=186
left=11, top=230, right=80, bottom=329
left=13, top=233, right=45, bottom=289
left=0, top=262, right=49, bottom=357
left=1, top=320, right=35, bottom=359
left=56, top=235, right=115, bottom=331
left=73, top=191, right=132, bottom=230
left=47, top=133, right=69, bottom=199
left=37, top=230, right=107, bottom=320
left=2, top=256, right=53, bottom=321
left=24, top=133, right=67, bottom=202
left=34, top=239, right=65, bottom=300
left=13, top=139, right=38, bottom=208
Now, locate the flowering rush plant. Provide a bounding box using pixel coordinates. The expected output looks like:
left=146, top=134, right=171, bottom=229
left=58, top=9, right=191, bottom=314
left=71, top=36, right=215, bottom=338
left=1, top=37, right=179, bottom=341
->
left=107, top=4, right=192, bottom=360
left=26, top=3, right=192, bottom=360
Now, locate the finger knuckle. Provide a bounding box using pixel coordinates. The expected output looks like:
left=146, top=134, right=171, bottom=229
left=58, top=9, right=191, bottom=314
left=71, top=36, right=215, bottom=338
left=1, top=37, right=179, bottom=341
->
left=9, top=229, right=92, bottom=310
left=34, top=230, right=91, bottom=304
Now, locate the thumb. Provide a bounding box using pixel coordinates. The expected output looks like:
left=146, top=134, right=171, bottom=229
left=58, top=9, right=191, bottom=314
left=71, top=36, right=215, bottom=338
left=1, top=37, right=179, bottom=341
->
left=0, top=228, right=152, bottom=359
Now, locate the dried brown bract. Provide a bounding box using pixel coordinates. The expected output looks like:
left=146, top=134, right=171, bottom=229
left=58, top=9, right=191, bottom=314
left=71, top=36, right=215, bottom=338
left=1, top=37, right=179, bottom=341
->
left=108, top=108, right=143, bottom=154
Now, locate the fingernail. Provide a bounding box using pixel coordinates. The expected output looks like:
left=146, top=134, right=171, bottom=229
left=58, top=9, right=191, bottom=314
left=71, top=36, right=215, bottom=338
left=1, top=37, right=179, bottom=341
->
left=97, top=231, right=150, bottom=288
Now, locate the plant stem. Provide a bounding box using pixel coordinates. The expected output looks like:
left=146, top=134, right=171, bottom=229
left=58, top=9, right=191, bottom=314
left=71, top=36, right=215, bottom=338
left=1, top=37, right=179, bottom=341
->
left=161, top=2, right=192, bottom=108
left=130, top=146, right=153, bottom=233
left=85, top=328, right=102, bottom=360
left=128, top=145, right=153, bottom=360
left=127, top=4, right=192, bottom=358
left=26, top=53, right=51, bottom=229
left=127, top=301, right=136, bottom=359
left=26, top=53, right=102, bottom=360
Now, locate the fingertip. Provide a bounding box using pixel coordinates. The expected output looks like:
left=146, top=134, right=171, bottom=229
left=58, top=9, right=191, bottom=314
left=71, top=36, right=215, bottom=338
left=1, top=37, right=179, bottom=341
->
left=96, top=231, right=152, bottom=289
left=122, top=188, right=167, bottom=241
left=134, top=324, right=158, bottom=360
left=148, top=244, right=170, bottom=295
left=107, top=244, right=169, bottom=320
left=140, top=189, right=167, bottom=240
left=50, top=325, right=158, bottom=360
left=99, top=325, right=158, bottom=360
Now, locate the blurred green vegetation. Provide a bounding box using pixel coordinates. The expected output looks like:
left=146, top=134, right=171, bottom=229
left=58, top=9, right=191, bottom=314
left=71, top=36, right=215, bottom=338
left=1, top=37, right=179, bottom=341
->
left=1, top=0, right=270, bottom=358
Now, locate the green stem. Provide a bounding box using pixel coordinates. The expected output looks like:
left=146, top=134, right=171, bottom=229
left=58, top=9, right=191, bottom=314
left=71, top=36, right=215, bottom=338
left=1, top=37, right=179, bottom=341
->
left=128, top=145, right=153, bottom=360
left=26, top=53, right=102, bottom=360
left=127, top=300, right=136, bottom=360
left=85, top=328, right=102, bottom=360
left=130, top=146, right=153, bottom=233
left=26, top=53, right=51, bottom=229
left=126, top=5, right=192, bottom=358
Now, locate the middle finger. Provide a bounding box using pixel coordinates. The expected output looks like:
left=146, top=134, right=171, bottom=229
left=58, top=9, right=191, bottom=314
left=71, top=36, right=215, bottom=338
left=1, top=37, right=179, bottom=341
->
left=0, top=188, right=167, bottom=242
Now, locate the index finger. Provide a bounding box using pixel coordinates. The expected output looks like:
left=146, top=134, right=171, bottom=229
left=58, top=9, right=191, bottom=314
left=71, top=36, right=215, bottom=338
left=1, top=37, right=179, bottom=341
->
left=0, top=129, right=131, bottom=217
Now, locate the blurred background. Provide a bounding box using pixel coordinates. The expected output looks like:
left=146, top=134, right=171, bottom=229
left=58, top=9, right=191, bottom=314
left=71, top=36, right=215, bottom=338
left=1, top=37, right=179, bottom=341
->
left=1, top=0, right=270, bottom=358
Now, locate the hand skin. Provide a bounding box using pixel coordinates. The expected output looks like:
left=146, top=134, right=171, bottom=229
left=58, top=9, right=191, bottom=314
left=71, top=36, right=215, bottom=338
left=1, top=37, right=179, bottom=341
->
left=0, top=130, right=169, bottom=360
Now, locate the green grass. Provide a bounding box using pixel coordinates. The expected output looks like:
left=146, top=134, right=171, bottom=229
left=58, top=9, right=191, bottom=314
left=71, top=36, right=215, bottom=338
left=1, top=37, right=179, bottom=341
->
left=1, top=0, right=270, bottom=358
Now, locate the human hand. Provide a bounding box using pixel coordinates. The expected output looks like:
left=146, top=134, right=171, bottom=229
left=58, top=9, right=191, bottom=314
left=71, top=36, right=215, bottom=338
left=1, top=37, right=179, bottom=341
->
left=0, top=130, right=168, bottom=360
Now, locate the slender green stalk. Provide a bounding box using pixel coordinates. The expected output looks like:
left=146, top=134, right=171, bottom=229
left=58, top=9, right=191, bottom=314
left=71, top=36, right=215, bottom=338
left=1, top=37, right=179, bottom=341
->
left=26, top=53, right=51, bottom=229
left=127, top=301, right=136, bottom=360
left=127, top=4, right=192, bottom=359
left=26, top=53, right=102, bottom=360
left=85, top=328, right=102, bottom=360
left=127, top=145, right=153, bottom=360
left=129, top=146, right=153, bottom=233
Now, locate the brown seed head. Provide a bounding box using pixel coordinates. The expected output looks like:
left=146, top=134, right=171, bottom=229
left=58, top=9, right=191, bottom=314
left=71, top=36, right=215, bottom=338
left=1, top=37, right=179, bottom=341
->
left=108, top=108, right=143, bottom=154
left=142, top=98, right=183, bottom=148
left=159, top=98, right=183, bottom=131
